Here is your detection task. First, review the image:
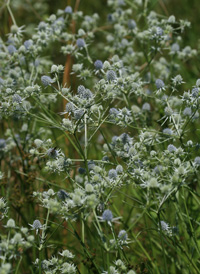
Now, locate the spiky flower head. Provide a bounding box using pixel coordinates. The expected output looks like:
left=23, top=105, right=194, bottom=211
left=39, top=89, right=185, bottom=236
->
left=163, top=128, right=173, bottom=135
left=116, top=165, right=123, bottom=173
left=13, top=94, right=22, bottom=103
left=74, top=109, right=84, bottom=120
left=167, top=144, right=177, bottom=152
left=128, top=19, right=136, bottom=29
left=142, top=103, right=151, bottom=111
left=76, top=38, right=85, bottom=48
left=0, top=139, right=6, bottom=149
left=156, top=27, right=163, bottom=36
left=102, top=209, right=113, bottom=221
left=183, top=107, right=192, bottom=116
left=94, top=60, right=103, bottom=70
left=6, top=218, right=16, bottom=228
left=171, top=43, right=180, bottom=53
left=155, top=79, right=165, bottom=89
left=108, top=169, right=117, bottom=179
left=41, top=75, right=54, bottom=87
left=24, top=39, right=33, bottom=49
left=192, top=88, right=199, bottom=97
left=65, top=102, right=75, bottom=113
left=65, top=6, right=73, bottom=14
left=118, top=230, right=128, bottom=241
left=7, top=44, right=17, bottom=55
left=194, top=157, right=200, bottom=165
left=106, top=70, right=117, bottom=81
left=29, top=220, right=43, bottom=234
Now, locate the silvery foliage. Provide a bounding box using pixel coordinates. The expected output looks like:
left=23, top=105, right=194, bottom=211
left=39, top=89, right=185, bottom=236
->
left=0, top=0, right=200, bottom=272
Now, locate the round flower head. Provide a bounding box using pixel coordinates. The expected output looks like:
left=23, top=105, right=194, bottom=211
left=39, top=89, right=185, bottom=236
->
left=171, top=43, right=180, bottom=53
left=167, top=144, right=177, bottom=152
left=128, top=19, right=136, bottom=29
left=24, top=39, right=33, bottom=50
left=41, top=75, right=54, bottom=87
left=6, top=218, right=16, bottom=228
left=118, top=0, right=125, bottom=6
left=194, top=157, right=200, bottom=165
left=7, top=44, right=17, bottom=55
left=155, top=79, right=165, bottom=90
left=57, top=189, right=69, bottom=201
left=196, top=79, right=200, bottom=87
left=142, top=103, right=151, bottom=111
left=65, top=6, right=73, bottom=14
left=76, top=38, right=85, bottom=48
left=0, top=139, right=6, bottom=149
left=94, top=60, right=103, bottom=70
left=183, top=107, right=192, bottom=116
left=29, top=220, right=43, bottom=234
left=118, top=230, right=128, bottom=241
left=164, top=106, right=173, bottom=116
left=107, top=14, right=113, bottom=23
left=159, top=221, right=172, bottom=235
left=108, top=169, right=117, bottom=179
left=38, top=21, right=47, bottom=31
left=172, top=74, right=184, bottom=85
left=163, top=128, right=173, bottom=135
left=192, top=88, right=199, bottom=97
left=156, top=27, right=163, bottom=36
left=13, top=94, right=22, bottom=103
left=65, top=102, right=75, bottom=113
left=59, top=249, right=74, bottom=258
left=98, top=209, right=121, bottom=225
left=102, top=209, right=113, bottom=221
left=35, top=59, right=40, bottom=67
left=168, top=15, right=176, bottom=23
left=116, top=165, right=123, bottom=173
left=106, top=70, right=117, bottom=81
left=0, top=78, right=4, bottom=85
left=109, top=108, right=119, bottom=116
left=77, top=85, right=93, bottom=99
left=77, top=85, right=85, bottom=94
left=154, top=165, right=163, bottom=174
left=88, top=160, right=95, bottom=170
left=74, top=109, right=84, bottom=120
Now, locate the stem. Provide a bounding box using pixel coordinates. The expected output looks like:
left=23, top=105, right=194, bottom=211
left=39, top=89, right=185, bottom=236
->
left=39, top=209, right=50, bottom=274
left=81, top=212, right=85, bottom=244
left=7, top=0, right=17, bottom=26
left=84, top=114, right=88, bottom=159
left=15, top=256, right=22, bottom=274
left=158, top=213, right=168, bottom=274
left=107, top=251, right=110, bottom=274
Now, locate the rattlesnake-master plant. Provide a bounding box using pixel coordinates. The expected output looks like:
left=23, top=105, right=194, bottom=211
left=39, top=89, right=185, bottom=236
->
left=0, top=0, right=200, bottom=273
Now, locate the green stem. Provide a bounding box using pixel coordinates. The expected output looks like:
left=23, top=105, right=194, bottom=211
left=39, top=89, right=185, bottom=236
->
left=81, top=212, right=85, bottom=244
left=158, top=213, right=168, bottom=274
left=39, top=209, right=50, bottom=274
left=7, top=0, right=17, bottom=26
left=15, top=256, right=22, bottom=274
left=84, top=114, right=88, bottom=159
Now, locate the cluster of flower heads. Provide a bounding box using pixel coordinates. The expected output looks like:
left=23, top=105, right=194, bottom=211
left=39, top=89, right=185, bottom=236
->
left=34, top=249, right=76, bottom=274
left=102, top=259, right=136, bottom=274
left=0, top=214, right=35, bottom=271
left=0, top=0, right=200, bottom=273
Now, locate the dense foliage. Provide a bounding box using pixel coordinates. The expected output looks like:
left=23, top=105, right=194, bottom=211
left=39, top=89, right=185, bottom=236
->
left=0, top=0, right=200, bottom=273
